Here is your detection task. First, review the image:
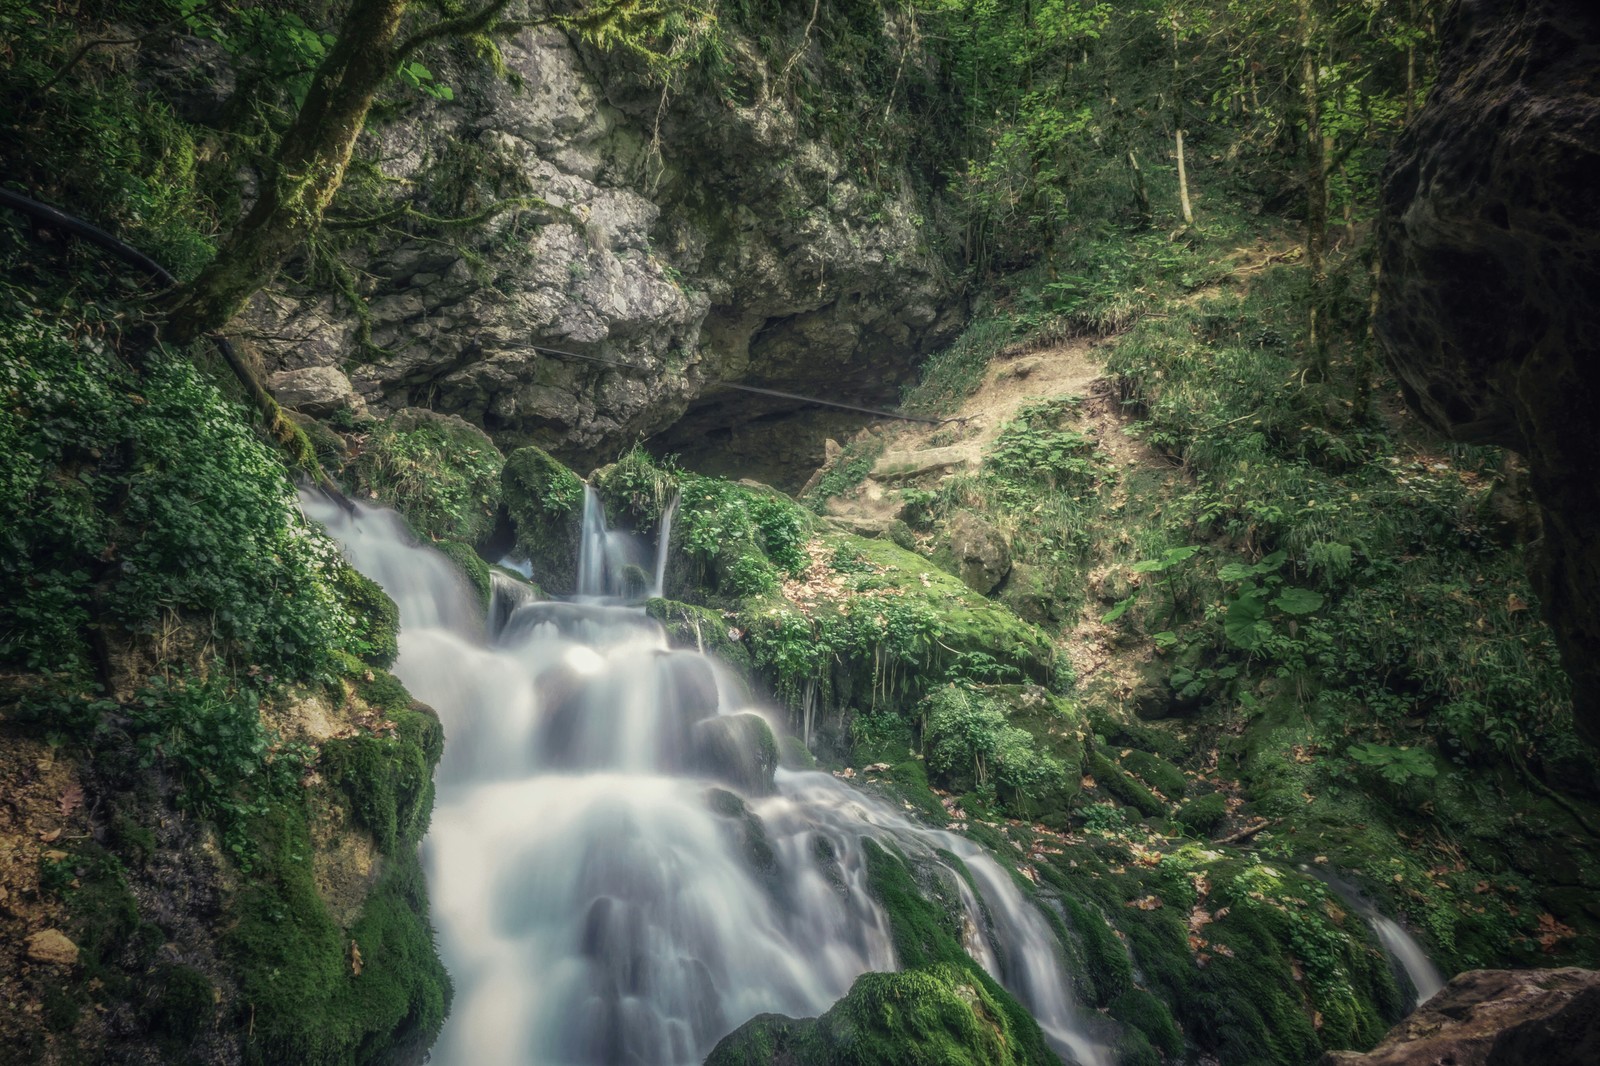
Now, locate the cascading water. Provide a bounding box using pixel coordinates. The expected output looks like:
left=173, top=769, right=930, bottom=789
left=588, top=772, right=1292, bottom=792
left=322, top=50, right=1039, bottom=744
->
left=301, top=489, right=1111, bottom=1066
left=1308, top=868, right=1445, bottom=1009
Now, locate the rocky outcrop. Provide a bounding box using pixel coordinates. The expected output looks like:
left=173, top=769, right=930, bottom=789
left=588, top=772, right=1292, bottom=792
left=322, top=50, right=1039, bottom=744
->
left=1376, top=0, right=1600, bottom=745
left=1319, top=968, right=1600, bottom=1066
left=247, top=20, right=962, bottom=472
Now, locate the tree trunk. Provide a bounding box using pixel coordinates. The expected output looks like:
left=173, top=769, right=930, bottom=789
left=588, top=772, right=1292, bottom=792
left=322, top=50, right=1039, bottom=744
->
left=1170, top=10, right=1194, bottom=226
left=1175, top=128, right=1194, bottom=226
left=1128, top=149, right=1152, bottom=227
left=1299, top=1, right=1329, bottom=378
left=164, top=0, right=411, bottom=344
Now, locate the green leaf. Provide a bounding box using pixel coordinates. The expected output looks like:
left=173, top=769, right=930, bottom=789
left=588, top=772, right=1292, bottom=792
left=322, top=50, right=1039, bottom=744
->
left=1273, top=587, right=1324, bottom=615
left=1152, top=631, right=1178, bottom=648
left=1101, top=593, right=1138, bottom=624
left=1224, top=590, right=1268, bottom=649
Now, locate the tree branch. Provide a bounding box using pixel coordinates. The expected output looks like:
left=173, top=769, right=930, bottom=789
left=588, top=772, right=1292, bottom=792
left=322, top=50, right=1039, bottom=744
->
left=394, top=0, right=524, bottom=63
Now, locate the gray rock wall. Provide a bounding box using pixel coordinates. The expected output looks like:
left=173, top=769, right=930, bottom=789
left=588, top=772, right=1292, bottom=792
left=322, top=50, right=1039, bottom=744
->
left=251, top=23, right=963, bottom=472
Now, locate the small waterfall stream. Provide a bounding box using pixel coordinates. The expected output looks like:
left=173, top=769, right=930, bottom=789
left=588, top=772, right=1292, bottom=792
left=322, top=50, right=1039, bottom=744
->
left=302, top=490, right=1111, bottom=1066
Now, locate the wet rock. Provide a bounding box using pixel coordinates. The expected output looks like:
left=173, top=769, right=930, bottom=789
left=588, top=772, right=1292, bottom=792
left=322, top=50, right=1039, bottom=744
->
left=268, top=366, right=366, bottom=419
left=1319, top=967, right=1600, bottom=1066
left=1377, top=0, right=1600, bottom=745
left=933, top=510, right=1012, bottom=596
left=25, top=928, right=78, bottom=966
left=691, top=713, right=779, bottom=796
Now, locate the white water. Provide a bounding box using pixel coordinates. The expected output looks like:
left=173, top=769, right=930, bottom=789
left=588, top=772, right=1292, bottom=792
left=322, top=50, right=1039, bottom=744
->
left=302, top=490, right=1110, bottom=1066
left=1307, top=867, right=1446, bottom=1009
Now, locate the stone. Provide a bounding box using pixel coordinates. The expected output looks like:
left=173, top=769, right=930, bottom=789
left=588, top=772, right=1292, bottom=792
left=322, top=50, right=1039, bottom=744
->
left=26, top=928, right=78, bottom=966
left=932, top=510, right=1012, bottom=596
left=268, top=366, right=366, bottom=419
left=1318, top=968, right=1600, bottom=1066
left=691, top=712, right=779, bottom=796
left=1377, top=0, right=1600, bottom=746
left=237, top=22, right=962, bottom=474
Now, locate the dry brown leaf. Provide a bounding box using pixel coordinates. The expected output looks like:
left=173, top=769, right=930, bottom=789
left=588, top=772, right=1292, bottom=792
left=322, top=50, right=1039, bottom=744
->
left=38, top=828, right=61, bottom=843
left=58, top=783, right=84, bottom=818
left=350, top=940, right=364, bottom=976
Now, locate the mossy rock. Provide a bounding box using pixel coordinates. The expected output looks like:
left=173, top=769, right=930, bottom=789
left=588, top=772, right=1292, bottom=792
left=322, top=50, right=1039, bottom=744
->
left=433, top=539, right=491, bottom=611
left=592, top=446, right=680, bottom=529
left=1088, top=751, right=1166, bottom=818
left=1108, top=989, right=1182, bottom=1058
left=692, top=712, right=780, bottom=796
left=227, top=800, right=450, bottom=1066
left=501, top=445, right=584, bottom=595
left=648, top=598, right=756, bottom=676
left=1119, top=750, right=1187, bottom=800
left=354, top=409, right=503, bottom=545
left=707, top=964, right=1056, bottom=1066
left=1174, top=793, right=1227, bottom=837
left=332, top=563, right=399, bottom=668
left=857, top=841, right=1059, bottom=1065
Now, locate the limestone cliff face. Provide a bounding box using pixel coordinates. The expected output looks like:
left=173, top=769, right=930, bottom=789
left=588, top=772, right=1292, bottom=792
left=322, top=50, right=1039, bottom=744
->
left=253, top=24, right=962, bottom=472
left=1376, top=0, right=1600, bottom=745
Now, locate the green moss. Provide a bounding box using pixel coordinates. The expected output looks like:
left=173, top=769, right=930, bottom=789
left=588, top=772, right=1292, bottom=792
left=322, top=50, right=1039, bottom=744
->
left=707, top=964, right=1058, bottom=1066
left=1089, top=751, right=1166, bottom=818
left=321, top=701, right=443, bottom=854
left=1119, top=750, right=1186, bottom=799
left=1108, top=989, right=1182, bottom=1058
left=501, top=445, right=584, bottom=594
left=1174, top=794, right=1227, bottom=837
left=647, top=598, right=756, bottom=674
left=355, top=411, right=503, bottom=544
left=333, top=563, right=400, bottom=668
left=227, top=785, right=449, bottom=1065
left=860, top=841, right=1058, bottom=1065
left=433, top=539, right=491, bottom=611
left=1057, top=895, right=1132, bottom=1008
left=144, top=964, right=215, bottom=1044
left=592, top=445, right=680, bottom=527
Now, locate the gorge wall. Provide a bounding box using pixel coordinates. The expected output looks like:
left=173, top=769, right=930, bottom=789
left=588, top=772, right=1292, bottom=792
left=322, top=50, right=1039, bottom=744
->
left=1377, top=0, right=1600, bottom=746
left=239, top=14, right=963, bottom=475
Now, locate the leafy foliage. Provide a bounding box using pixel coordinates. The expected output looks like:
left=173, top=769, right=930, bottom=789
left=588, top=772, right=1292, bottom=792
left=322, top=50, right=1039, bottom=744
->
left=0, top=321, right=360, bottom=681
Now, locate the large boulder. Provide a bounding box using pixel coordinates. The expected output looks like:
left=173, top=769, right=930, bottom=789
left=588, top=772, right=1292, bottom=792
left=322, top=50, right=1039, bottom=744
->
left=1377, top=0, right=1600, bottom=745
left=243, top=21, right=964, bottom=473
left=268, top=366, right=366, bottom=419
left=1319, top=968, right=1600, bottom=1066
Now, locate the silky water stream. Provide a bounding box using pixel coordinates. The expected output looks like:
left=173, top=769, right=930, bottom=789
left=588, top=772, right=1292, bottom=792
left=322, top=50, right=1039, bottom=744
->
left=302, top=489, right=1113, bottom=1066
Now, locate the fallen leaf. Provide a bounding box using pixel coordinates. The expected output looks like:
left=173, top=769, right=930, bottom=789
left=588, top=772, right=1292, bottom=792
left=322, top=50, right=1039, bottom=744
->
left=39, top=828, right=62, bottom=843
left=350, top=940, right=363, bottom=976
left=58, top=783, right=84, bottom=818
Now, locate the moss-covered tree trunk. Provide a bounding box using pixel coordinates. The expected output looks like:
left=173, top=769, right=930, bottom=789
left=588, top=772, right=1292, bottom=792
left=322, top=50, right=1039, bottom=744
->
left=164, top=0, right=411, bottom=345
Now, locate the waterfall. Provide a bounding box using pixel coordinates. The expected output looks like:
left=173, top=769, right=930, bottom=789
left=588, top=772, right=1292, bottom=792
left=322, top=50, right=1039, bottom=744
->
left=301, top=490, right=1111, bottom=1066
left=1306, top=867, right=1446, bottom=1009
left=653, top=494, right=679, bottom=599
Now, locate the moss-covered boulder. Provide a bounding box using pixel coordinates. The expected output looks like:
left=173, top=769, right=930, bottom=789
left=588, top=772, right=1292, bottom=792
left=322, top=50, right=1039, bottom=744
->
left=692, top=712, right=780, bottom=795
left=332, top=563, right=399, bottom=668
left=932, top=509, right=1013, bottom=595
left=706, top=964, right=1057, bottom=1066
left=354, top=408, right=503, bottom=545
left=501, top=445, right=584, bottom=595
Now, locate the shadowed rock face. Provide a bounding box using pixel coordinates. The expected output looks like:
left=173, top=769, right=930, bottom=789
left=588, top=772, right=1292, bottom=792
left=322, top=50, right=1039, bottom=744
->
left=1377, top=0, right=1600, bottom=745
